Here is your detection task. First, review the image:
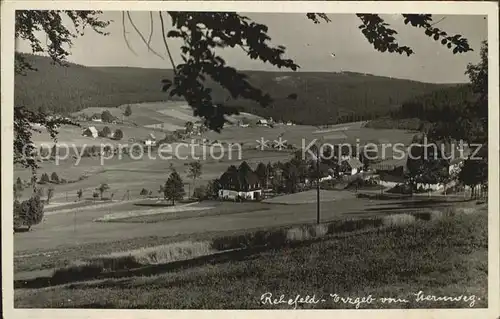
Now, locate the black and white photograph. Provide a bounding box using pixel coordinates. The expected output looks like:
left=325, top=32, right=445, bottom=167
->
left=2, top=0, right=499, bottom=315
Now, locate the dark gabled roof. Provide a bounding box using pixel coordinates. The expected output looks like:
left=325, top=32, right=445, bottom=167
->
left=219, top=163, right=260, bottom=190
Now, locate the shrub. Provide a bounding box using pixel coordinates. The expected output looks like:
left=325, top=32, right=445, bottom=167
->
left=52, top=262, right=104, bottom=284
left=100, top=126, right=111, bottom=137
left=39, top=173, right=50, bottom=184
left=51, top=172, right=60, bottom=183
left=192, top=185, right=207, bottom=200
left=140, top=188, right=149, bottom=197
left=97, top=183, right=110, bottom=200
left=327, top=218, right=384, bottom=234
left=124, top=105, right=132, bottom=117
left=113, top=129, right=123, bottom=140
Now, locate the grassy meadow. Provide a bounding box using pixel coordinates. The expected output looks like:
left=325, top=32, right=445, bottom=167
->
left=14, top=204, right=487, bottom=309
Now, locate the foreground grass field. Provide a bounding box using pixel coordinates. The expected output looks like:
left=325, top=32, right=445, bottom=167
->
left=15, top=206, right=487, bottom=309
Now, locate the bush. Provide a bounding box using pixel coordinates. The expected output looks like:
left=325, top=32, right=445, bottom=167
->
left=140, top=188, right=149, bottom=197
left=100, top=126, right=111, bottom=137
left=113, top=129, right=123, bottom=140
left=51, top=172, right=60, bottom=183
left=327, top=218, right=384, bottom=233
left=192, top=186, right=207, bottom=200
left=39, top=173, right=50, bottom=184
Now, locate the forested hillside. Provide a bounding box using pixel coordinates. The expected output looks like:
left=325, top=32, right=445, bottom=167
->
left=15, top=53, right=451, bottom=125
left=365, top=84, right=474, bottom=131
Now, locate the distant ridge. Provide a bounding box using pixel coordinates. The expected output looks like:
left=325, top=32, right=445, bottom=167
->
left=15, top=53, right=450, bottom=125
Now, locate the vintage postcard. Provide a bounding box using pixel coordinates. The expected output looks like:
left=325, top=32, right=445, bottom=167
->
left=1, top=1, right=499, bottom=318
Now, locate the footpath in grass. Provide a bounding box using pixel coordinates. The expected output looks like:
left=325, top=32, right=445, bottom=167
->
left=15, top=209, right=487, bottom=309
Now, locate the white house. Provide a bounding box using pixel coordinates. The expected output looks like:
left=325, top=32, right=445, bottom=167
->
left=82, top=126, right=98, bottom=138
left=340, top=157, right=364, bottom=175
left=256, top=119, right=269, bottom=126
left=218, top=162, right=262, bottom=201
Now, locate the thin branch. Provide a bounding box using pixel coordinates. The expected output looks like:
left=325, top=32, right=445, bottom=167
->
left=126, top=11, right=164, bottom=60
left=430, top=16, right=446, bottom=26
left=147, top=11, right=154, bottom=51
left=158, top=11, right=177, bottom=74
left=122, top=12, right=138, bottom=56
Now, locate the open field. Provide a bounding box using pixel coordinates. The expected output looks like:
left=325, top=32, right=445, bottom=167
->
left=14, top=193, right=464, bottom=256
left=14, top=206, right=487, bottom=309
left=31, top=99, right=416, bottom=149
left=14, top=145, right=292, bottom=202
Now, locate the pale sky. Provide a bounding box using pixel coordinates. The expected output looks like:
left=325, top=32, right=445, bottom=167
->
left=16, top=12, right=487, bottom=83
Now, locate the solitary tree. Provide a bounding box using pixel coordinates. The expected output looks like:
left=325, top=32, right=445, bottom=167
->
left=184, top=121, right=194, bottom=135
left=47, top=186, right=55, bottom=204
left=40, top=173, right=50, bottom=184
left=100, top=126, right=111, bottom=137
left=186, top=161, right=202, bottom=197
left=140, top=188, right=149, bottom=197
left=51, top=172, right=60, bottom=184
left=97, top=183, right=110, bottom=200
left=20, top=195, right=44, bottom=230
left=101, top=110, right=114, bottom=123
left=77, top=189, right=83, bottom=201
left=124, top=105, right=132, bottom=117
left=164, top=171, right=185, bottom=205
left=113, top=129, right=124, bottom=140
